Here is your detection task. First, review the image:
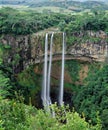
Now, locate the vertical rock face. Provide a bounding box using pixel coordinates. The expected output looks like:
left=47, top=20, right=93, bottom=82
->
left=67, top=31, right=108, bottom=62
left=1, top=35, right=32, bottom=73
left=0, top=33, right=63, bottom=73
left=0, top=31, right=108, bottom=73
left=69, top=42, right=107, bottom=62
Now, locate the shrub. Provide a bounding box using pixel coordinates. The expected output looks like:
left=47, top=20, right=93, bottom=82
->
left=73, top=64, right=108, bottom=129
left=27, top=104, right=102, bottom=130
left=0, top=98, right=102, bottom=130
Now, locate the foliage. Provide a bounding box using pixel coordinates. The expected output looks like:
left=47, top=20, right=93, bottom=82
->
left=0, top=44, right=12, bottom=98
left=0, top=97, right=29, bottom=130
left=65, top=60, right=80, bottom=82
left=64, top=11, right=108, bottom=33
left=0, top=98, right=102, bottom=130
left=0, top=7, right=67, bottom=35
left=0, top=5, right=108, bottom=130
left=17, top=66, right=42, bottom=106
left=1, top=7, right=108, bottom=36
left=0, top=70, right=12, bottom=98
left=73, top=64, right=108, bottom=130
left=1, top=7, right=108, bottom=48
left=58, top=11, right=108, bottom=45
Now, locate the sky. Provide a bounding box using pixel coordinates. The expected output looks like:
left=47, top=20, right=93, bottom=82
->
left=73, top=0, right=107, bottom=1
left=0, top=0, right=107, bottom=3
left=48, top=0, right=108, bottom=2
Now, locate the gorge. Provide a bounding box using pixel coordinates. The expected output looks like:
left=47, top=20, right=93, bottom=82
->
left=1, top=6, right=108, bottom=129
left=0, top=30, right=108, bottom=107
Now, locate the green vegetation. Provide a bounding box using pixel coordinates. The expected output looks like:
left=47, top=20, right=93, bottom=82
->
left=73, top=64, right=108, bottom=130
left=29, top=0, right=108, bottom=12
left=0, top=44, right=12, bottom=98
left=0, top=98, right=102, bottom=130
left=0, top=70, right=12, bottom=98
left=64, top=12, right=108, bottom=32
left=17, top=66, right=42, bottom=106
left=62, top=11, right=108, bottom=45
left=0, top=4, right=108, bottom=130
left=0, top=7, right=68, bottom=35
left=65, top=60, right=81, bottom=82
left=1, top=7, right=108, bottom=36
left=1, top=7, right=108, bottom=48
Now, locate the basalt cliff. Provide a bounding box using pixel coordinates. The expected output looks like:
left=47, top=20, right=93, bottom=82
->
left=1, top=30, right=108, bottom=73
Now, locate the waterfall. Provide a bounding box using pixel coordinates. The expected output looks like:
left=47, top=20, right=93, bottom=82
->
left=47, top=32, right=54, bottom=106
left=41, top=33, right=48, bottom=107
left=42, top=32, right=65, bottom=110
left=41, top=33, right=54, bottom=111
left=59, top=32, right=65, bottom=106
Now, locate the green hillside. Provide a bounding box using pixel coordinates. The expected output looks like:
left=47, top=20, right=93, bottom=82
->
left=29, top=0, right=108, bottom=11
left=0, top=0, right=108, bottom=12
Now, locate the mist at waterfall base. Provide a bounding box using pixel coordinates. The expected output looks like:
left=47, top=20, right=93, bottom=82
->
left=41, top=32, right=66, bottom=112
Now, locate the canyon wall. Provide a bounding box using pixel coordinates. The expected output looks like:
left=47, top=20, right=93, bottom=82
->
left=0, top=31, right=108, bottom=73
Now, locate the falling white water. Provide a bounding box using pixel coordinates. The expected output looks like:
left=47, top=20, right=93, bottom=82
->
left=42, top=32, right=65, bottom=110
left=47, top=33, right=55, bottom=117
left=59, top=32, right=65, bottom=106
left=47, top=33, right=54, bottom=106
left=41, top=33, right=48, bottom=106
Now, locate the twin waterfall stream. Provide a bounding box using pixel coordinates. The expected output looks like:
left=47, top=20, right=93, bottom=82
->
left=41, top=32, right=65, bottom=113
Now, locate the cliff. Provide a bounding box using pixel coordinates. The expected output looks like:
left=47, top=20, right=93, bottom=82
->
left=0, top=30, right=108, bottom=74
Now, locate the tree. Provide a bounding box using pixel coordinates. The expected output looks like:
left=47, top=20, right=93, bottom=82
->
left=73, top=64, right=108, bottom=130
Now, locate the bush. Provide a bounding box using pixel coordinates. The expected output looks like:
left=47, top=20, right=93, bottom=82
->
left=0, top=97, right=29, bottom=130
left=73, top=64, right=108, bottom=130
left=27, top=104, right=102, bottom=130
left=0, top=97, right=102, bottom=130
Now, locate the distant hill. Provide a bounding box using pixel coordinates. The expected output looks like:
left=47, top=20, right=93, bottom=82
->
left=0, top=0, right=108, bottom=12
left=0, top=0, right=48, bottom=5
left=29, top=0, right=108, bottom=11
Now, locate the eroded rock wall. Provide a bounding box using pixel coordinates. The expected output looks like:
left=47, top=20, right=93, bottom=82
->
left=0, top=31, right=108, bottom=73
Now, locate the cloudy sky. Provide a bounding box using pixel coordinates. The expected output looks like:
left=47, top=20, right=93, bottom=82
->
left=73, top=0, right=107, bottom=1
left=52, top=0, right=107, bottom=1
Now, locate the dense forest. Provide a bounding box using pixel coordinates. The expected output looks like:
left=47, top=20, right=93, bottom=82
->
left=0, top=1, right=108, bottom=129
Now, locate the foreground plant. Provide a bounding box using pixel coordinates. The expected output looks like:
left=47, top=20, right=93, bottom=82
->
left=0, top=97, right=102, bottom=130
